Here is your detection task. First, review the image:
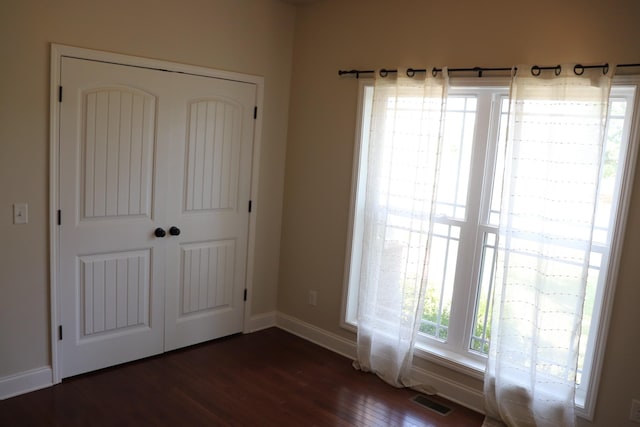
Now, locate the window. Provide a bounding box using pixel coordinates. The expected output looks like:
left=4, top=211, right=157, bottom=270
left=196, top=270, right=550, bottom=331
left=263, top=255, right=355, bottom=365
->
left=343, top=78, right=639, bottom=417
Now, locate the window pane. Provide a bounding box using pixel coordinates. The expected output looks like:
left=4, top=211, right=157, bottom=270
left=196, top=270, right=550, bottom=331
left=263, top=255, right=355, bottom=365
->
left=577, top=264, right=600, bottom=385
left=379, top=93, right=447, bottom=218
left=470, top=231, right=498, bottom=354
left=577, top=96, right=629, bottom=386
left=489, top=98, right=509, bottom=226
left=475, top=96, right=630, bottom=366
left=593, top=99, right=627, bottom=244
left=434, top=96, right=477, bottom=220
left=420, top=224, right=459, bottom=341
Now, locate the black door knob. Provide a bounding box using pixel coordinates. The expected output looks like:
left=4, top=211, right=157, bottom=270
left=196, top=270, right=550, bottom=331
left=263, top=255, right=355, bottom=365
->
left=169, top=226, right=181, bottom=236
left=154, top=228, right=166, bottom=238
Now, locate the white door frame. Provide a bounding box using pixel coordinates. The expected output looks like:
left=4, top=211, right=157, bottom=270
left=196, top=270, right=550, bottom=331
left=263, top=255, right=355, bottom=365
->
left=49, top=44, right=264, bottom=383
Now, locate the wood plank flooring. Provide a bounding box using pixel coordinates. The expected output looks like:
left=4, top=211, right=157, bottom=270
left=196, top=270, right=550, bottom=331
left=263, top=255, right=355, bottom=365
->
left=0, top=328, right=484, bottom=426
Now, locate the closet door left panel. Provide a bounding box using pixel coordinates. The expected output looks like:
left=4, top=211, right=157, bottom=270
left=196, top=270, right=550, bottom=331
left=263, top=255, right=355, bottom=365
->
left=58, top=57, right=170, bottom=378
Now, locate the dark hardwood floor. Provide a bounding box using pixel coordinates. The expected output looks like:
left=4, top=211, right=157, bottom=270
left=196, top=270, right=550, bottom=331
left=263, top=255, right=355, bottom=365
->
left=0, top=328, right=484, bottom=426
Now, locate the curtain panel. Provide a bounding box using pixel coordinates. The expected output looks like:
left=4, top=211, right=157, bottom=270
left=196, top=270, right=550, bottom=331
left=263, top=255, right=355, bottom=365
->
left=353, top=69, right=449, bottom=386
left=483, top=65, right=613, bottom=427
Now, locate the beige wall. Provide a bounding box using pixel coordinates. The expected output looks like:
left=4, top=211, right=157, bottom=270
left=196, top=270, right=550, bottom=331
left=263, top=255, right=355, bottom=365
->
left=279, top=0, right=640, bottom=425
left=0, top=0, right=295, bottom=377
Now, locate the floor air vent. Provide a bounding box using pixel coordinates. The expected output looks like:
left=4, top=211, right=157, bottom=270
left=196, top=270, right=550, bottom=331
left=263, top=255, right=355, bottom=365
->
left=411, top=394, right=453, bottom=416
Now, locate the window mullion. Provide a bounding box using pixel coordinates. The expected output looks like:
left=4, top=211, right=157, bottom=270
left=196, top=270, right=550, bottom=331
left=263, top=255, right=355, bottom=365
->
left=446, top=91, right=494, bottom=354
left=464, top=91, right=508, bottom=356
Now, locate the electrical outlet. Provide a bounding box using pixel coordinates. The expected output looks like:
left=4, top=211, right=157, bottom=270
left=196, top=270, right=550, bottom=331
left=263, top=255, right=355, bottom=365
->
left=308, top=290, right=317, bottom=306
left=630, top=399, right=640, bottom=423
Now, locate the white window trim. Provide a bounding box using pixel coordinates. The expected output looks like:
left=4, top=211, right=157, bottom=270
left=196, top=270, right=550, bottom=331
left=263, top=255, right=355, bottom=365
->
left=340, top=75, right=640, bottom=421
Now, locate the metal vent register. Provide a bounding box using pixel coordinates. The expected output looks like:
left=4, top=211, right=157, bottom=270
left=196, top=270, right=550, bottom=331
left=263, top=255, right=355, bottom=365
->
left=411, top=394, right=453, bottom=416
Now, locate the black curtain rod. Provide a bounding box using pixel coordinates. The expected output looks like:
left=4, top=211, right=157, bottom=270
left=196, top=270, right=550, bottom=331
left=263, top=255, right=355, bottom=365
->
left=338, top=63, right=640, bottom=78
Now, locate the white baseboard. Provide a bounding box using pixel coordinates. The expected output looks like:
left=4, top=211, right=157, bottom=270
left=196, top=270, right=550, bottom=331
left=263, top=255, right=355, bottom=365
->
left=275, top=312, right=357, bottom=360
left=274, top=311, right=485, bottom=415
left=245, top=311, right=277, bottom=333
left=0, top=366, right=53, bottom=400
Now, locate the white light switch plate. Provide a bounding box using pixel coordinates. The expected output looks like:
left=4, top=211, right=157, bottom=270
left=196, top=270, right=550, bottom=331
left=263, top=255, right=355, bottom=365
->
left=631, top=399, right=640, bottom=423
left=13, top=203, right=28, bottom=224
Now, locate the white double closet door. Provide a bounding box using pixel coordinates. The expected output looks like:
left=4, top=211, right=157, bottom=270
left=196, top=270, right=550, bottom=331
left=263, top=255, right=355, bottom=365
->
left=58, top=57, right=255, bottom=378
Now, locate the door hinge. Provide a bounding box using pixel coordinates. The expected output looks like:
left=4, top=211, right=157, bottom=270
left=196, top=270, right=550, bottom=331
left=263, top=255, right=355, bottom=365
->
left=243, top=289, right=247, bottom=301
left=57, top=210, right=61, bottom=225
left=58, top=86, right=63, bottom=103
left=253, top=106, right=257, bottom=119
left=248, top=200, right=252, bottom=213
left=58, top=325, right=63, bottom=341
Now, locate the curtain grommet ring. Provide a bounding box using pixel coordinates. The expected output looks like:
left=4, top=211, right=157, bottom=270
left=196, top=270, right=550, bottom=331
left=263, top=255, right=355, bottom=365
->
left=603, top=63, right=610, bottom=75
left=407, top=68, right=416, bottom=78
left=531, top=65, right=541, bottom=76
left=555, top=65, right=562, bottom=76
left=379, top=69, right=389, bottom=78
left=574, top=64, right=584, bottom=76
left=432, top=68, right=438, bottom=78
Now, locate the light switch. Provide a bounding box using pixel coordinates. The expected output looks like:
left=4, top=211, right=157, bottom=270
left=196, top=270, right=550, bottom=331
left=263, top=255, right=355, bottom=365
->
left=13, top=203, right=28, bottom=224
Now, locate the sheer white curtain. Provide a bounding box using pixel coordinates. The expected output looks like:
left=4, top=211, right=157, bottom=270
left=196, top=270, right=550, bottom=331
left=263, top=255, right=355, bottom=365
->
left=353, top=69, right=448, bottom=386
left=484, top=65, right=614, bottom=427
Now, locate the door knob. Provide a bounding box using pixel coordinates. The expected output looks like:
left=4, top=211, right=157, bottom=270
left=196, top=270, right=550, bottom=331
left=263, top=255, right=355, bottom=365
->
left=154, top=228, right=166, bottom=238
left=169, top=226, right=181, bottom=236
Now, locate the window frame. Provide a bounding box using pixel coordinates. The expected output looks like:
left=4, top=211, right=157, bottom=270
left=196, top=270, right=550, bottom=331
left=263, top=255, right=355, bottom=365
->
left=341, top=75, right=640, bottom=420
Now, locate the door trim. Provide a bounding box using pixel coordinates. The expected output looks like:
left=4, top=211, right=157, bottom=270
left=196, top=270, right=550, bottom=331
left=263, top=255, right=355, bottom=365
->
left=49, top=43, right=264, bottom=383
